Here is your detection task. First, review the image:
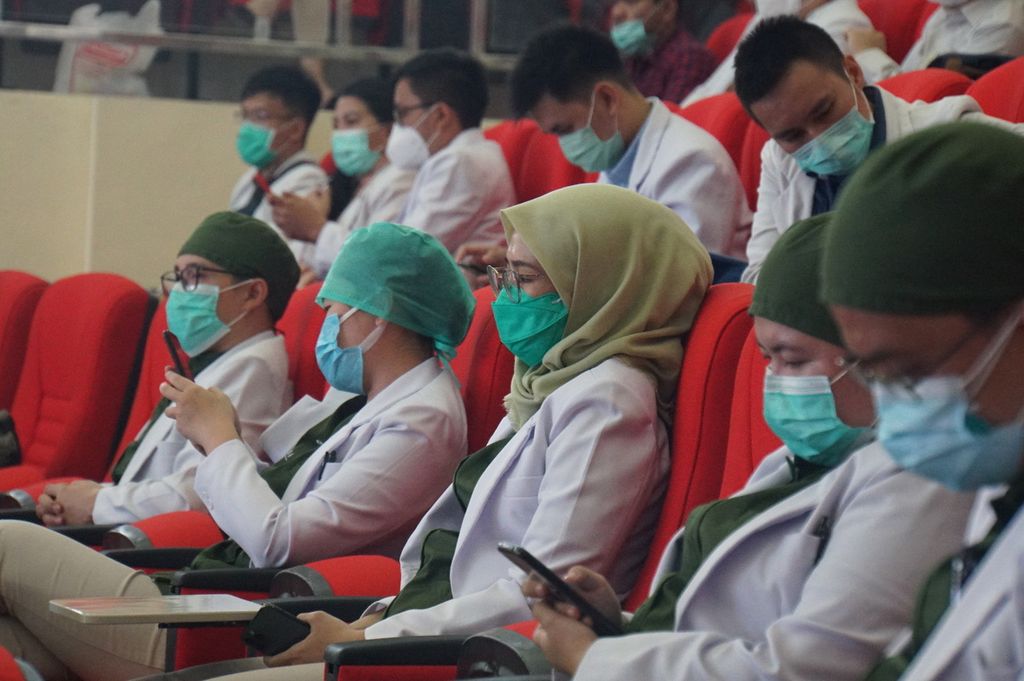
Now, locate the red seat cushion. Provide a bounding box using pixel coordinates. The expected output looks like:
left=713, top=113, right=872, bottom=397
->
left=677, top=92, right=751, bottom=176
left=3, top=273, right=151, bottom=486
left=857, top=0, right=933, bottom=64
left=277, top=283, right=329, bottom=402
left=739, top=122, right=771, bottom=212
left=706, top=12, right=753, bottom=65
left=967, top=56, right=1024, bottom=122
left=878, top=68, right=972, bottom=103
left=0, top=271, right=47, bottom=410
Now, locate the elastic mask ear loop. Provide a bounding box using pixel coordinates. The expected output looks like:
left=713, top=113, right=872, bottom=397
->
left=220, top=278, right=258, bottom=327
left=963, top=306, right=1023, bottom=397
left=848, top=76, right=874, bottom=125
left=413, top=104, right=441, bottom=151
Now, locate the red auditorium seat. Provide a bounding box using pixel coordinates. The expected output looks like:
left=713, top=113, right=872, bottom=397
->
left=677, top=92, right=751, bottom=174
left=0, top=272, right=47, bottom=410
left=878, top=68, right=972, bottom=103
left=857, top=0, right=934, bottom=64
left=967, top=56, right=1024, bottom=122
left=706, top=12, right=753, bottom=65
left=485, top=120, right=595, bottom=203
left=718, top=329, right=782, bottom=497
left=277, top=283, right=329, bottom=401
left=0, top=274, right=151, bottom=489
left=738, top=121, right=770, bottom=212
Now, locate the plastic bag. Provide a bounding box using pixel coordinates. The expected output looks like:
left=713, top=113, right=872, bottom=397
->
left=53, top=0, right=163, bottom=96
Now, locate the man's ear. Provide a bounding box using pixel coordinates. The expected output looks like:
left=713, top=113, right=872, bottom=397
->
left=242, top=278, right=270, bottom=311
left=843, top=54, right=867, bottom=88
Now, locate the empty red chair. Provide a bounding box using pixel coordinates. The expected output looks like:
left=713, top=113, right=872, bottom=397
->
left=0, top=272, right=47, bottom=410
left=677, top=92, right=752, bottom=175
left=706, top=12, right=753, bottom=65
left=0, top=274, right=151, bottom=489
left=857, top=0, right=933, bottom=64
left=967, top=56, right=1024, bottom=122
left=878, top=68, right=972, bottom=103
left=719, top=329, right=782, bottom=497
left=277, top=282, right=329, bottom=401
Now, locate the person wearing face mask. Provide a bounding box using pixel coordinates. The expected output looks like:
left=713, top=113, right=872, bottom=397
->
left=0, top=222, right=473, bottom=681
left=229, top=65, right=328, bottom=268
left=818, top=122, right=1024, bottom=681
left=607, top=0, right=716, bottom=103
left=517, top=213, right=975, bottom=681
left=681, top=0, right=872, bottom=107
left=508, top=24, right=751, bottom=257
left=732, top=16, right=1024, bottom=284
left=32, top=212, right=296, bottom=528
left=387, top=49, right=516, bottom=254
left=269, top=78, right=418, bottom=280
left=848, top=0, right=1024, bottom=83
left=193, top=184, right=710, bottom=680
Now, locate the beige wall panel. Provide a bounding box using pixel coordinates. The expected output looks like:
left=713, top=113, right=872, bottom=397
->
left=0, top=90, right=93, bottom=282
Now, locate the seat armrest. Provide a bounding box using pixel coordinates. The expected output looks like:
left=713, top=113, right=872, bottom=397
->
left=0, top=508, right=41, bottom=523
left=102, top=547, right=203, bottom=569
left=52, top=523, right=119, bottom=545
left=170, top=568, right=280, bottom=593
left=324, top=635, right=468, bottom=667
left=261, top=596, right=383, bottom=622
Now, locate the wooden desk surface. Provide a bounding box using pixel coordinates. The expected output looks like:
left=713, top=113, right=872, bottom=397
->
left=49, top=594, right=261, bottom=624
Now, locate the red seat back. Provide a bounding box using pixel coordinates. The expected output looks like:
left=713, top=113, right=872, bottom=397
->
left=624, top=283, right=754, bottom=610
left=719, top=330, right=782, bottom=497
left=739, top=122, right=771, bottom=212
left=878, top=68, right=972, bottom=103
left=857, top=0, right=932, bottom=63
left=450, top=287, right=515, bottom=453
left=677, top=92, right=751, bottom=174
left=0, top=271, right=47, bottom=410
left=967, top=56, right=1024, bottom=122
left=0, top=647, right=28, bottom=681
left=4, top=273, right=151, bottom=484
left=277, top=283, right=329, bottom=402
left=485, top=119, right=596, bottom=203
left=706, top=12, right=753, bottom=65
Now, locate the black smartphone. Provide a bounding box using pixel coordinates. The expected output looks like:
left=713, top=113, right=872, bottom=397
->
left=162, top=330, right=193, bottom=380
left=241, top=604, right=312, bottom=655
left=497, top=542, right=623, bottom=636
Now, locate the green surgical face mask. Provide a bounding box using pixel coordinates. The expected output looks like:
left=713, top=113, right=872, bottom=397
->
left=332, top=128, right=381, bottom=177
left=558, top=91, right=626, bottom=173
left=611, top=19, right=652, bottom=56
left=236, top=121, right=277, bottom=168
left=491, top=289, right=569, bottom=367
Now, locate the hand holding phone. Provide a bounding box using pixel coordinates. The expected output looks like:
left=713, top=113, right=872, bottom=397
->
left=498, top=542, right=623, bottom=636
left=241, top=604, right=312, bottom=655
left=162, top=330, right=193, bottom=380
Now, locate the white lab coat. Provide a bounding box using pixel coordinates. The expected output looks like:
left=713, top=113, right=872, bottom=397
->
left=363, top=358, right=670, bottom=639
left=598, top=99, right=752, bottom=255
left=91, top=331, right=290, bottom=525
left=896, top=500, right=1024, bottom=681
left=741, top=89, right=1024, bottom=283
left=397, top=128, right=516, bottom=253
left=311, top=163, right=417, bottom=278
left=856, top=0, right=1024, bottom=84
left=574, top=442, right=976, bottom=681
left=228, top=150, right=329, bottom=266
left=681, top=0, right=872, bottom=106
left=193, top=358, right=467, bottom=568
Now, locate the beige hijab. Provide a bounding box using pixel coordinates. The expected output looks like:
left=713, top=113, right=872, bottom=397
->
left=501, top=184, right=713, bottom=429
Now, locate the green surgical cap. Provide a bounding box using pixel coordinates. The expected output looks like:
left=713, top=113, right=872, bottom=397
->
left=822, top=122, right=1024, bottom=314
left=750, top=213, right=843, bottom=347
left=317, top=222, right=476, bottom=360
left=179, top=212, right=299, bottom=320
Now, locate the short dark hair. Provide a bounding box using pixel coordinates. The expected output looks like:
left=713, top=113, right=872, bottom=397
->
left=394, top=49, right=489, bottom=129
left=335, top=77, right=395, bottom=124
left=240, top=65, right=321, bottom=129
left=511, top=23, right=633, bottom=118
left=734, top=16, right=847, bottom=114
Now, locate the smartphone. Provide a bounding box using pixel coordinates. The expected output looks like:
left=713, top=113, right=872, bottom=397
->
left=162, top=330, right=193, bottom=380
left=497, top=542, right=623, bottom=636
left=241, top=604, right=312, bottom=656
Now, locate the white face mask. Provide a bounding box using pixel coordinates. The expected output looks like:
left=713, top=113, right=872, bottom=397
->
left=757, top=0, right=802, bottom=17
left=385, top=105, right=438, bottom=170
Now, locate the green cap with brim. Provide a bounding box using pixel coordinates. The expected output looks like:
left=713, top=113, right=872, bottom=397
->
left=179, top=212, right=299, bottom=320
left=750, top=213, right=844, bottom=347
left=822, top=122, right=1024, bottom=315
left=317, top=222, right=476, bottom=360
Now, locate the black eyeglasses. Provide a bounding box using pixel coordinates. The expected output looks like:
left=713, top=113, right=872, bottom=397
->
left=392, top=102, right=435, bottom=124
left=487, top=265, right=547, bottom=304
left=160, top=264, right=233, bottom=296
